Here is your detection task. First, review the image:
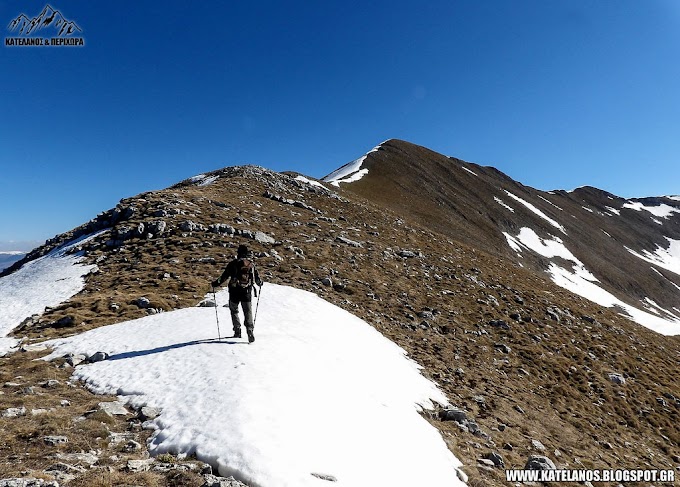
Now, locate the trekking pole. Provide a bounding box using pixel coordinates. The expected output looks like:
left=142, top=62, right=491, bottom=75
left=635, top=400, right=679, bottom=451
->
left=253, top=283, right=263, bottom=328
left=211, top=285, right=222, bottom=340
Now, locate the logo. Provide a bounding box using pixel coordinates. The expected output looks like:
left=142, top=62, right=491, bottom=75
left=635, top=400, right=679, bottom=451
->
left=6, top=4, right=84, bottom=47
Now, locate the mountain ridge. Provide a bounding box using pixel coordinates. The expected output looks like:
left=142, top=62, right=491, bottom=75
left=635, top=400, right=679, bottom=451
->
left=0, top=145, right=679, bottom=485
left=323, top=138, right=680, bottom=334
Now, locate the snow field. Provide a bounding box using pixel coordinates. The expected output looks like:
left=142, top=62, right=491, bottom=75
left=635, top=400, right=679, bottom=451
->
left=0, top=231, right=103, bottom=338
left=44, top=283, right=467, bottom=487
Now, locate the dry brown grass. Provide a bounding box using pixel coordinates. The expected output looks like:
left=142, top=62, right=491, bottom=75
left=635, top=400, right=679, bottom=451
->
left=4, top=168, right=680, bottom=486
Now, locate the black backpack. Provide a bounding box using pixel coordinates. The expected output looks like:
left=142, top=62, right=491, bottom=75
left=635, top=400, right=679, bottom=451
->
left=233, top=258, right=254, bottom=289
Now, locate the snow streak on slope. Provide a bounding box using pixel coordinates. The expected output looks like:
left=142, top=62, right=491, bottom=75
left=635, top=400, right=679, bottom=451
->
left=549, top=264, right=680, bottom=335
left=622, top=201, right=680, bottom=219
left=502, top=228, right=595, bottom=281
left=295, top=175, right=327, bottom=189
left=323, top=144, right=382, bottom=187
left=625, top=238, right=680, bottom=276
left=504, top=191, right=566, bottom=233
left=0, top=231, right=103, bottom=338
left=537, top=195, right=563, bottom=211
left=461, top=166, right=478, bottom=177
left=503, top=228, right=680, bottom=335
left=494, top=197, right=514, bottom=212
left=45, top=283, right=466, bottom=487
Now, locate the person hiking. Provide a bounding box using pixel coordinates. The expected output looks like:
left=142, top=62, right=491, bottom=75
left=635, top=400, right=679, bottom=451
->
left=211, top=244, right=263, bottom=343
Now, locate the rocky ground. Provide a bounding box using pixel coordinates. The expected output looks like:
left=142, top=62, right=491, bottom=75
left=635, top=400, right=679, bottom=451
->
left=2, top=166, right=679, bottom=486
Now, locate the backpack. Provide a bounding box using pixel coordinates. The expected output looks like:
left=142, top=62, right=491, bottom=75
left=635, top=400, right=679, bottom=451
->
left=233, top=258, right=254, bottom=289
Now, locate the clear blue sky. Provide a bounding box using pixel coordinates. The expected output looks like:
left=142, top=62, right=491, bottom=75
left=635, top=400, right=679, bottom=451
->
left=2, top=0, right=679, bottom=243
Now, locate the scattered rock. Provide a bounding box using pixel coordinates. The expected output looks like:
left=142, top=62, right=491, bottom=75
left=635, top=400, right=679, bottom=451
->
left=20, top=342, right=50, bottom=352
left=98, top=400, right=128, bottom=416
left=140, top=406, right=162, bottom=420
left=525, top=455, right=557, bottom=470
left=198, top=298, right=217, bottom=307
left=88, top=351, right=109, bottom=363
left=531, top=439, right=547, bottom=451
left=2, top=407, right=27, bottom=418
left=397, top=250, right=420, bottom=258
left=608, top=372, right=626, bottom=385
left=440, top=408, right=467, bottom=423
left=546, top=307, right=561, bottom=322
left=0, top=479, right=60, bottom=487
left=311, top=472, right=337, bottom=482
left=494, top=343, right=511, bottom=354
left=123, top=439, right=142, bottom=452
left=335, top=236, right=363, bottom=248
left=180, top=220, right=206, bottom=232
left=483, top=451, right=505, bottom=468
left=209, top=224, right=236, bottom=235
left=126, top=458, right=155, bottom=472
left=56, top=452, right=99, bottom=466
left=44, top=435, right=69, bottom=446
left=135, top=297, right=151, bottom=309
left=201, top=474, right=250, bottom=486
left=253, top=231, right=275, bottom=244
left=147, top=220, right=167, bottom=236
left=65, top=353, right=87, bottom=367
left=489, top=319, right=510, bottom=330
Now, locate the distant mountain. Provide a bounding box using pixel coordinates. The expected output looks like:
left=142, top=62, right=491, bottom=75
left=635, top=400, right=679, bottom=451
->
left=0, top=252, right=26, bottom=273
left=323, top=139, right=680, bottom=334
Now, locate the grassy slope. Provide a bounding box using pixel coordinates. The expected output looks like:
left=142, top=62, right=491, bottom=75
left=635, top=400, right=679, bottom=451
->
left=2, top=167, right=679, bottom=485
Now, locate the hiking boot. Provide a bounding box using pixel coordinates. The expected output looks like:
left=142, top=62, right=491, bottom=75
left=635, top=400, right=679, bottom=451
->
left=247, top=329, right=255, bottom=343
left=233, top=330, right=241, bottom=338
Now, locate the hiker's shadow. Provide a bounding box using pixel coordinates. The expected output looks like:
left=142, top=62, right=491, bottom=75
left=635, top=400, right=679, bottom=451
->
left=106, top=338, right=246, bottom=361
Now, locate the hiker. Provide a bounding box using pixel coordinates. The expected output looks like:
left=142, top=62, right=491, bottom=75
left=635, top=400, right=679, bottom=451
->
left=211, top=244, right=263, bottom=342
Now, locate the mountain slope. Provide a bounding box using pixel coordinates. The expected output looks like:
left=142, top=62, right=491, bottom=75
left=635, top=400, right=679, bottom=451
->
left=323, top=139, right=680, bottom=334
left=1, top=163, right=679, bottom=485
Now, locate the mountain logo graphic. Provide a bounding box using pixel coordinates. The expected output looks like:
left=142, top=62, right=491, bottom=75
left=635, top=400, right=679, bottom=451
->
left=8, top=4, right=82, bottom=37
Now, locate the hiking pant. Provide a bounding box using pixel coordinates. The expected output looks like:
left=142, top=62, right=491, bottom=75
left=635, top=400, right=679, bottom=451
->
left=229, top=299, right=253, bottom=334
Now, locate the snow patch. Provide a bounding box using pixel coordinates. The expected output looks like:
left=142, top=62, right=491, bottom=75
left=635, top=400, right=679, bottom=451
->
left=44, top=283, right=466, bottom=487
left=502, top=228, right=594, bottom=280
left=461, top=166, right=478, bottom=177
left=504, top=191, right=566, bottom=233
left=605, top=206, right=620, bottom=216
left=0, top=231, right=104, bottom=338
left=0, top=337, right=19, bottom=357
left=503, top=228, right=680, bottom=335
left=323, top=144, right=381, bottom=187
left=622, top=201, right=680, bottom=219
left=548, top=264, right=680, bottom=335
left=581, top=206, right=593, bottom=213
left=625, top=238, right=680, bottom=276
left=494, top=197, right=515, bottom=213
left=295, top=176, right=327, bottom=189
left=537, top=195, right=563, bottom=211
left=188, top=174, right=219, bottom=186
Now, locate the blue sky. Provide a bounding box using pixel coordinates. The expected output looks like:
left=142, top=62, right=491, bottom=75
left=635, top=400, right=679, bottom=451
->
left=1, top=1, right=679, bottom=243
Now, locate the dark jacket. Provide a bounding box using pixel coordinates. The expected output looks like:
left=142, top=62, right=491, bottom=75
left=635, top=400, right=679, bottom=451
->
left=212, top=257, right=262, bottom=303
